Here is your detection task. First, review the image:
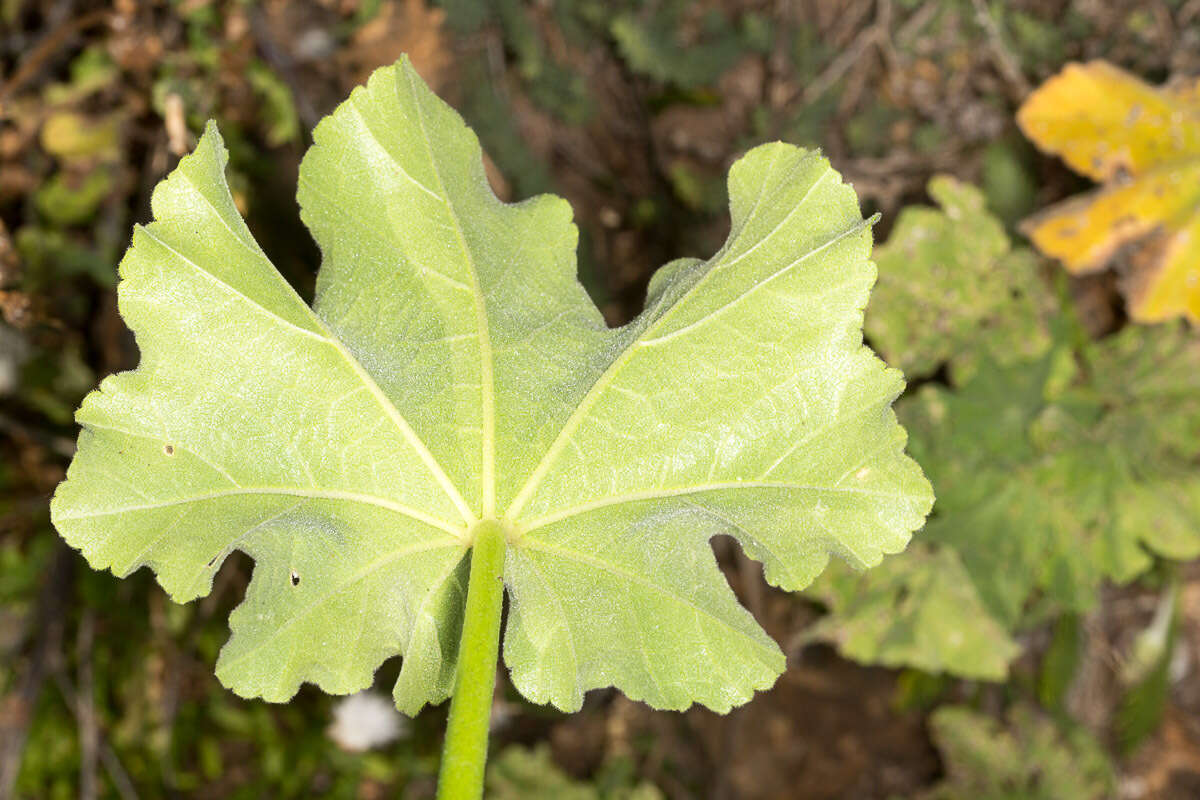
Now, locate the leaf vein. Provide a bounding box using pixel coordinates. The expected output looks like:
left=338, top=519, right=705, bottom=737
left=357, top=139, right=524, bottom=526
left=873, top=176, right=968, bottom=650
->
left=522, top=539, right=778, bottom=661
left=521, top=480, right=906, bottom=533
left=56, top=486, right=466, bottom=538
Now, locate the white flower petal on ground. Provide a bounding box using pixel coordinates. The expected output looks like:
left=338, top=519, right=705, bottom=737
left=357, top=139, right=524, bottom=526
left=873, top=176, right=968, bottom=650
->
left=327, top=691, right=408, bottom=752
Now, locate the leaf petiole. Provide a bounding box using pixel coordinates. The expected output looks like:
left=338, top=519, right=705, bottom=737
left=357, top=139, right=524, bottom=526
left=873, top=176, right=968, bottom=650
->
left=436, top=520, right=507, bottom=799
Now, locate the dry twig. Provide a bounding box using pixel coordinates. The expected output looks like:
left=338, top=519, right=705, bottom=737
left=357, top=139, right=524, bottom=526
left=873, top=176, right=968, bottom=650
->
left=968, top=0, right=1032, bottom=99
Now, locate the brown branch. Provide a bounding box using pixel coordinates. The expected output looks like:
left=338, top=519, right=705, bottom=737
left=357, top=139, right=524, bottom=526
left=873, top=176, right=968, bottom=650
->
left=76, top=611, right=98, bottom=800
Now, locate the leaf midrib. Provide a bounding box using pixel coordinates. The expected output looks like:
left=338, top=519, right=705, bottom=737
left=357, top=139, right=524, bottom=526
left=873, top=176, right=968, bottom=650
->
left=159, top=145, right=476, bottom=527
left=504, top=152, right=850, bottom=521
left=400, top=65, right=498, bottom=519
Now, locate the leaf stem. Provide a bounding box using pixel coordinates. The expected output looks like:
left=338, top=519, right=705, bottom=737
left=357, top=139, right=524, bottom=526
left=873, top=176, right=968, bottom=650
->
left=436, top=520, right=506, bottom=799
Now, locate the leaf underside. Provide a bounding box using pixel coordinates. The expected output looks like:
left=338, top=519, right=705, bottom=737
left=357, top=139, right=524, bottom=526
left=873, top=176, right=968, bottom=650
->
left=50, top=57, right=932, bottom=715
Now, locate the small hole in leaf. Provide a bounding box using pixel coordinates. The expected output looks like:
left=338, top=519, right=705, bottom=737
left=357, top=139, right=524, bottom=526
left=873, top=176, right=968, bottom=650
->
left=290, top=570, right=300, bottom=587
left=164, top=444, right=175, bottom=456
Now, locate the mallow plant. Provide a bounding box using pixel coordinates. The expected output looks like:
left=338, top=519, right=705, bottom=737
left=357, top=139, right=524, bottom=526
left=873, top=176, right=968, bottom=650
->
left=50, top=56, right=932, bottom=798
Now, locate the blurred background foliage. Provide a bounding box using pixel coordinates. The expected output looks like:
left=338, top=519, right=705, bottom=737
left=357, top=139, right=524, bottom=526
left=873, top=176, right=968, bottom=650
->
left=2, top=1, right=1200, bottom=798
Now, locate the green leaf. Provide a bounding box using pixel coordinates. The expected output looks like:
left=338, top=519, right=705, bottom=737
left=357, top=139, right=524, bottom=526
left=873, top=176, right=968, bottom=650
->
left=1115, top=578, right=1179, bottom=754
left=820, top=322, right=1200, bottom=679
left=486, top=745, right=663, bottom=800
left=920, top=325, right=1200, bottom=615
left=922, top=705, right=1114, bottom=800
left=866, top=177, right=1054, bottom=380
left=35, top=168, right=114, bottom=226
left=809, top=544, right=1018, bottom=680
left=1037, top=613, right=1082, bottom=710
left=50, top=57, right=931, bottom=715
left=611, top=6, right=745, bottom=90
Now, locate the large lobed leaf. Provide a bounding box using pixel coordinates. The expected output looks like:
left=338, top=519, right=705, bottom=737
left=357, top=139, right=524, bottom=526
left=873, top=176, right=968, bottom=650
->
left=50, top=57, right=931, bottom=714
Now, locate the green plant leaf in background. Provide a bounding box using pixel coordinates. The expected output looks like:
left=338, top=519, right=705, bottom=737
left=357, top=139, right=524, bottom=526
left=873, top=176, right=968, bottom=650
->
left=921, top=705, right=1115, bottom=800
left=819, top=322, right=1200, bottom=681
left=611, top=5, right=746, bottom=90
left=866, top=176, right=1053, bottom=381
left=809, top=543, right=1019, bottom=680
left=486, top=745, right=662, bottom=800
left=814, top=178, right=1200, bottom=680
left=1115, top=578, right=1180, bottom=755
left=50, top=56, right=931, bottom=716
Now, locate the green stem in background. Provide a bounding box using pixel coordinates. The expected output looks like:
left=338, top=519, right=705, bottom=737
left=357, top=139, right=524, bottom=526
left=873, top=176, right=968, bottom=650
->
left=437, top=520, right=507, bottom=800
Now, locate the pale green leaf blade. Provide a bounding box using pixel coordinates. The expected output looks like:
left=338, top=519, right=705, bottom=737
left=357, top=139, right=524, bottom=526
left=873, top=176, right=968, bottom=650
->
left=504, top=519, right=782, bottom=712
left=49, top=123, right=469, bottom=706
left=502, top=143, right=933, bottom=710
left=298, top=58, right=610, bottom=519
left=51, top=60, right=933, bottom=718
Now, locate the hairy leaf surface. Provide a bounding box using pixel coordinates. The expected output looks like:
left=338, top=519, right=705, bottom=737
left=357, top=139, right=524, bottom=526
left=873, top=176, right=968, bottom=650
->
left=50, top=57, right=931, bottom=714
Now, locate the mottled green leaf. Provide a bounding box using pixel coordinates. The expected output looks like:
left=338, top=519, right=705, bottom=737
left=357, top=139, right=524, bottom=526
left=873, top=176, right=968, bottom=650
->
left=867, top=177, right=1053, bottom=380
left=50, top=57, right=930, bottom=716
left=922, top=705, right=1114, bottom=800
left=820, top=323, right=1200, bottom=679
left=810, top=544, right=1018, bottom=680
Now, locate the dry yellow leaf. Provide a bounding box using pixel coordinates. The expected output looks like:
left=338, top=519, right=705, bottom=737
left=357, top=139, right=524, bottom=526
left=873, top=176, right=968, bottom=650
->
left=1018, top=61, right=1200, bottom=323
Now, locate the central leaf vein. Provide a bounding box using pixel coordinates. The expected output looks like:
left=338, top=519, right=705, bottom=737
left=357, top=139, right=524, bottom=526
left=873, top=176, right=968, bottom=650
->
left=402, top=66, right=497, bottom=519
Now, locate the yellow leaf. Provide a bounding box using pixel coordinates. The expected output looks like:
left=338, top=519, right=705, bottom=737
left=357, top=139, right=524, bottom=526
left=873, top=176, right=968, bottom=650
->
left=1018, top=61, right=1200, bottom=323
left=40, top=111, right=121, bottom=162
